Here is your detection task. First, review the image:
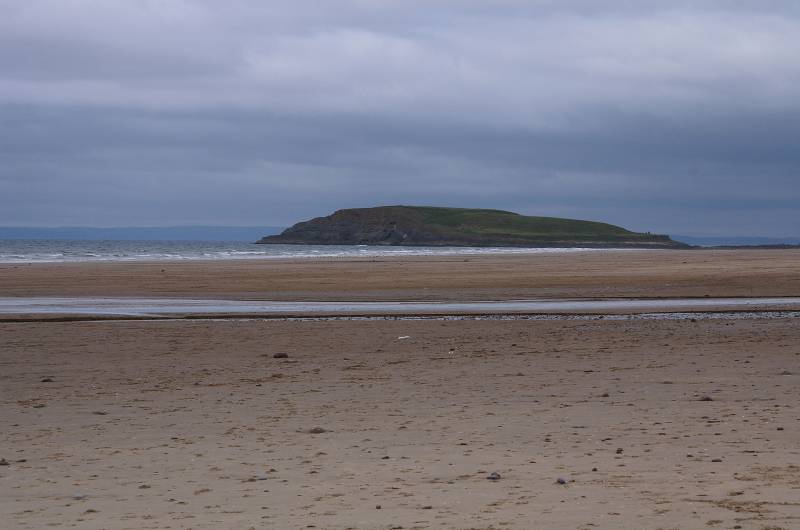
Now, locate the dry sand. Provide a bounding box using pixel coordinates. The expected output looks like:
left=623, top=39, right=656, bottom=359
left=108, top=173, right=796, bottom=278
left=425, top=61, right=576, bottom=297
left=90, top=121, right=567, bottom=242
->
left=2, top=250, right=800, bottom=529
left=2, top=318, right=800, bottom=530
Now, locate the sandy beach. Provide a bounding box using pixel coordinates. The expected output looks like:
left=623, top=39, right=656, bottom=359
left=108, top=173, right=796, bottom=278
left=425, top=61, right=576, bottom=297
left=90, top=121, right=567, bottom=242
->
left=1, top=249, right=799, bottom=300
left=2, top=250, right=800, bottom=529
left=6, top=0, right=800, bottom=528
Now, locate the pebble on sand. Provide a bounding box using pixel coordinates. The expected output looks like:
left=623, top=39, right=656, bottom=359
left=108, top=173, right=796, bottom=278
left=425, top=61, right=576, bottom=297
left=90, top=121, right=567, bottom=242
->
left=273, top=353, right=289, bottom=359
left=308, top=427, right=327, bottom=434
left=487, top=472, right=501, bottom=480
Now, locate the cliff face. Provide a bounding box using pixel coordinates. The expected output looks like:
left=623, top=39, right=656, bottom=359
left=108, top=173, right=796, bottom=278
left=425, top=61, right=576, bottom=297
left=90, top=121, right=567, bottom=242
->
left=257, top=206, right=688, bottom=248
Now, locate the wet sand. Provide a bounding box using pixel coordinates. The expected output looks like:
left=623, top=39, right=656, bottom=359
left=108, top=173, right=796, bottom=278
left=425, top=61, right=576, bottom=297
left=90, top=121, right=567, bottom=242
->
left=1, top=248, right=799, bottom=300
left=2, top=250, right=800, bottom=529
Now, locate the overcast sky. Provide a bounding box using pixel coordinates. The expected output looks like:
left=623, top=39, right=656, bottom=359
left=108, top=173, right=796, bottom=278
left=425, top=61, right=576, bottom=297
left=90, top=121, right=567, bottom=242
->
left=1, top=1, right=799, bottom=235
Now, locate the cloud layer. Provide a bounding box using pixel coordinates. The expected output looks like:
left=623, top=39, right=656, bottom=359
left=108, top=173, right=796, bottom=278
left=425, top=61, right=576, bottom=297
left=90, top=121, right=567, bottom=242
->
left=2, top=1, right=799, bottom=235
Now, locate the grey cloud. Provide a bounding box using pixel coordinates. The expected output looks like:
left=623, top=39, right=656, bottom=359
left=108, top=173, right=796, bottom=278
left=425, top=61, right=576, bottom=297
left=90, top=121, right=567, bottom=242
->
left=1, top=1, right=799, bottom=236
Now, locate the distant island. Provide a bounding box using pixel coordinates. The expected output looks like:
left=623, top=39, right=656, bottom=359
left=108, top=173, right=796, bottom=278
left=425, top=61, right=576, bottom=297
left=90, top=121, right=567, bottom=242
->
left=257, top=206, right=688, bottom=248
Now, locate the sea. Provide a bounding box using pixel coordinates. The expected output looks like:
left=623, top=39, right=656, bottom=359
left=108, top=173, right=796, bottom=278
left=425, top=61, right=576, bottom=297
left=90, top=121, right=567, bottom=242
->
left=0, top=239, right=611, bottom=263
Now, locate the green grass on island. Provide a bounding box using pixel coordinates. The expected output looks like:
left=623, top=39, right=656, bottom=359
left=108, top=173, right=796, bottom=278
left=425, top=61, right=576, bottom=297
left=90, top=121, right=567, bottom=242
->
left=395, top=206, right=639, bottom=239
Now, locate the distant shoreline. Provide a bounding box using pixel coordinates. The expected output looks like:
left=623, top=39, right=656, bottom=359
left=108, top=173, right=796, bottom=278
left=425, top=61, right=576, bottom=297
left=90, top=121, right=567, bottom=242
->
left=699, top=244, right=800, bottom=250
left=3, top=239, right=800, bottom=265
left=0, top=226, right=284, bottom=242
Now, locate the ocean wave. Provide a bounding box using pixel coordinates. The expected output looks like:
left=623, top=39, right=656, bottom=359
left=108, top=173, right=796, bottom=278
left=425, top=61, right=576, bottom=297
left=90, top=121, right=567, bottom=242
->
left=0, top=239, right=629, bottom=263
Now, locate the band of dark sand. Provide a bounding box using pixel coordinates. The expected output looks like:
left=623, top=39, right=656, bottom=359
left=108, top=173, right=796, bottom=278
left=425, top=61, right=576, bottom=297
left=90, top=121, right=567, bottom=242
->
left=1, top=248, right=799, bottom=300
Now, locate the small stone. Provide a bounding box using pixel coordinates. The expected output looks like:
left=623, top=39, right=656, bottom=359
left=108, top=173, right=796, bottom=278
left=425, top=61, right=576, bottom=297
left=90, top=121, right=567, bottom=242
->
left=600, top=393, right=610, bottom=398
left=375, top=505, right=381, bottom=509
left=698, top=396, right=714, bottom=401
left=556, top=478, right=568, bottom=485
left=421, top=505, right=432, bottom=509
left=32, top=403, right=46, bottom=408
left=308, top=427, right=326, bottom=434
left=615, top=448, right=623, bottom=454
left=273, top=353, right=289, bottom=359
left=40, top=377, right=54, bottom=383
left=711, top=458, right=723, bottom=463
left=0, top=458, right=9, bottom=466
left=486, top=472, right=501, bottom=481
left=592, top=467, right=598, bottom=472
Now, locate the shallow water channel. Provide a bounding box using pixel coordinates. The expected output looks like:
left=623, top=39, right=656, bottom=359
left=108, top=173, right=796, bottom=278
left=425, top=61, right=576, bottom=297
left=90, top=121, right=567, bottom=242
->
left=1, top=296, right=800, bottom=317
